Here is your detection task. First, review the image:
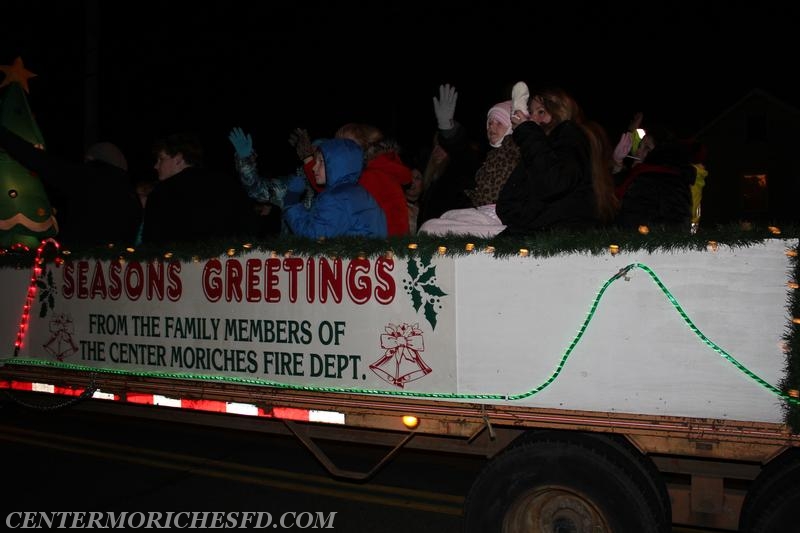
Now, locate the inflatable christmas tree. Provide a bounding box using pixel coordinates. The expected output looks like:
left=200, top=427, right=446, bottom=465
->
left=0, top=57, right=58, bottom=249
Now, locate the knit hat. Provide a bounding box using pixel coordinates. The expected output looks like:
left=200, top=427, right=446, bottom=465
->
left=487, top=100, right=513, bottom=148
left=85, top=142, right=128, bottom=171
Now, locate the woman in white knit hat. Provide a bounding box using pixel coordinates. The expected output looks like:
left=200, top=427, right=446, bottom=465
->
left=416, top=83, right=524, bottom=238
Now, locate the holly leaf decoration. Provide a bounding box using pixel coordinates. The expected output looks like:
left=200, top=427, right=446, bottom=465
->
left=417, top=266, right=435, bottom=284
left=410, top=287, right=423, bottom=311
left=422, top=284, right=446, bottom=297
left=407, top=257, right=420, bottom=279
left=404, top=256, right=448, bottom=331
left=424, top=301, right=438, bottom=330
left=35, top=266, right=57, bottom=318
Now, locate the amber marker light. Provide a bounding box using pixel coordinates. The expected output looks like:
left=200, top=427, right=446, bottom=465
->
left=609, top=244, right=620, bottom=255
left=402, top=415, right=419, bottom=429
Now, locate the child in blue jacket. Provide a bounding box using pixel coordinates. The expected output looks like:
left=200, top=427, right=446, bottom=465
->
left=283, top=138, right=387, bottom=239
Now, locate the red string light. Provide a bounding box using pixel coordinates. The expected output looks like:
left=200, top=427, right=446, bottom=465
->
left=14, top=238, right=60, bottom=356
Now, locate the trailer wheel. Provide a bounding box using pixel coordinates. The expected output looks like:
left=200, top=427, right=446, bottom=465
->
left=739, top=449, right=800, bottom=532
left=744, top=483, right=800, bottom=533
left=463, top=433, right=664, bottom=533
left=507, top=430, right=671, bottom=528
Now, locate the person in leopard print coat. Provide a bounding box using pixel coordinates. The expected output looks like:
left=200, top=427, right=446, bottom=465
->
left=465, top=102, right=521, bottom=207
left=417, top=98, right=519, bottom=237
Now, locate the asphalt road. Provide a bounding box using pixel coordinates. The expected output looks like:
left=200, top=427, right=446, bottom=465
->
left=0, top=394, right=714, bottom=532
left=0, top=396, right=477, bottom=531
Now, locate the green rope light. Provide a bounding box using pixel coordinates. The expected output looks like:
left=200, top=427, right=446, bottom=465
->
left=635, top=262, right=799, bottom=405
left=5, top=262, right=797, bottom=407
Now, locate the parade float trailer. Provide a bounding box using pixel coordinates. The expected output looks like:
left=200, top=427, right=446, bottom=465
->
left=1, top=229, right=799, bottom=533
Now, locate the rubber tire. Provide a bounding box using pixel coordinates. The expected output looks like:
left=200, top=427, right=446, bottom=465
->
left=739, top=448, right=800, bottom=532
left=463, top=431, right=665, bottom=533
left=506, top=430, right=671, bottom=530
left=746, top=483, right=800, bottom=533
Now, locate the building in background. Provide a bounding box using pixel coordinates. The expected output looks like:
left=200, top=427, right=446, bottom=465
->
left=696, top=88, right=800, bottom=225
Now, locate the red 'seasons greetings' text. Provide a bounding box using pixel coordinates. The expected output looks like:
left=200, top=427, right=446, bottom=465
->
left=60, top=256, right=396, bottom=305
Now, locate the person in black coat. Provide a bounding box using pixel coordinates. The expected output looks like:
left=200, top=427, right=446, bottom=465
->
left=142, top=132, right=258, bottom=245
left=496, top=88, right=618, bottom=235
left=0, top=126, right=142, bottom=246
left=614, top=125, right=697, bottom=230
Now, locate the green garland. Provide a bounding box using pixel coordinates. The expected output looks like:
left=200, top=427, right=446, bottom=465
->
left=780, top=237, right=800, bottom=430
left=1, top=222, right=796, bottom=265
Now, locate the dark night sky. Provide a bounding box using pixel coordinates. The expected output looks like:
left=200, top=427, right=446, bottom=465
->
left=3, top=1, right=799, bottom=181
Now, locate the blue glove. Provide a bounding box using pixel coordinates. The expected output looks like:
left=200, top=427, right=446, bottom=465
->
left=283, top=174, right=307, bottom=205
left=228, top=127, right=253, bottom=158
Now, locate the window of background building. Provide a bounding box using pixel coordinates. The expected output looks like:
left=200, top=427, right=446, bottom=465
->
left=741, top=173, right=768, bottom=215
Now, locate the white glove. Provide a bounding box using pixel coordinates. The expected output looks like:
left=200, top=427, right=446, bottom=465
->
left=612, top=132, right=633, bottom=165
left=511, top=81, right=530, bottom=116
left=433, top=84, right=458, bottom=130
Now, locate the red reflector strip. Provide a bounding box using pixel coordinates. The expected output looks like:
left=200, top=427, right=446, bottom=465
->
left=181, top=398, right=227, bottom=412
left=53, top=386, right=85, bottom=396
left=0, top=380, right=344, bottom=424
left=126, top=393, right=155, bottom=405
left=0, top=380, right=34, bottom=391
left=272, top=407, right=310, bottom=421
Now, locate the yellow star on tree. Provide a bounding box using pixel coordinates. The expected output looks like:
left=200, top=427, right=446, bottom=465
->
left=0, top=57, right=37, bottom=93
